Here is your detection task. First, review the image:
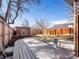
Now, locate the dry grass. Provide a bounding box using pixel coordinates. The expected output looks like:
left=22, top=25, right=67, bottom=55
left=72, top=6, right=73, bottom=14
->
left=35, top=34, right=73, bottom=42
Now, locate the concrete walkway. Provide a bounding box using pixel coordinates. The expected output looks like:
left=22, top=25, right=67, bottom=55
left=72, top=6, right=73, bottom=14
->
left=22, top=37, right=79, bottom=59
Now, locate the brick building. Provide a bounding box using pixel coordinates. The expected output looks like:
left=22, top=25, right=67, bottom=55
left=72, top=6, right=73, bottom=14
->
left=15, top=27, right=31, bottom=37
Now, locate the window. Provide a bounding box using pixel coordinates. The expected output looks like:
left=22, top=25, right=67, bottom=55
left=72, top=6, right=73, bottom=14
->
left=21, top=30, right=26, bottom=36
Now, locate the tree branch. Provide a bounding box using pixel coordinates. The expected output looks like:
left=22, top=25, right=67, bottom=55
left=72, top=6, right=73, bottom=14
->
left=11, top=0, right=20, bottom=24
left=5, top=0, right=11, bottom=22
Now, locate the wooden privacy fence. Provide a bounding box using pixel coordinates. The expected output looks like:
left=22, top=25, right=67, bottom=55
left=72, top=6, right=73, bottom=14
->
left=0, top=18, right=14, bottom=47
left=42, top=28, right=73, bottom=37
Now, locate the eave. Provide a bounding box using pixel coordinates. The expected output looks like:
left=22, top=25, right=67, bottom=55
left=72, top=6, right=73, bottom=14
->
left=64, top=0, right=76, bottom=6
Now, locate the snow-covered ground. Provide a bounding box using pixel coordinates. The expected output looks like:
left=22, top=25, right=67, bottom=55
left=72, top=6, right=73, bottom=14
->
left=21, top=37, right=79, bottom=59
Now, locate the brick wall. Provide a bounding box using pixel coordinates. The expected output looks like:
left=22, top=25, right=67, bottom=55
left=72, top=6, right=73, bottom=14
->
left=15, top=27, right=31, bottom=37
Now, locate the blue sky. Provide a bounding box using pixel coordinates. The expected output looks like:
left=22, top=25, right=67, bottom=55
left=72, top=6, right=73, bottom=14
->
left=2, top=0, right=72, bottom=27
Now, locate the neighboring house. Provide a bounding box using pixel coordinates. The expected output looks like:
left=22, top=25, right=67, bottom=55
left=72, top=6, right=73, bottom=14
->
left=15, top=27, right=30, bottom=37
left=52, top=23, right=74, bottom=29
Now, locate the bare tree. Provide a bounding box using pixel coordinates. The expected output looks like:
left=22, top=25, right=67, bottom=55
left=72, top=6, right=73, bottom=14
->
left=0, top=0, right=40, bottom=24
left=22, top=19, right=29, bottom=27
left=35, top=18, right=50, bottom=29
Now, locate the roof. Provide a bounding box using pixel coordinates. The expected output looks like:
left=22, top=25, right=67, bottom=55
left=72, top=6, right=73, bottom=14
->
left=49, top=23, right=74, bottom=29
left=14, top=26, right=30, bottom=30
left=68, top=22, right=74, bottom=26
left=15, top=26, right=30, bottom=28
left=52, top=24, right=68, bottom=29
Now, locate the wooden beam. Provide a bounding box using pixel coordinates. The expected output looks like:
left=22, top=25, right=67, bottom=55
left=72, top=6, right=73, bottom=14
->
left=75, top=15, right=79, bottom=56
left=65, top=0, right=79, bottom=56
